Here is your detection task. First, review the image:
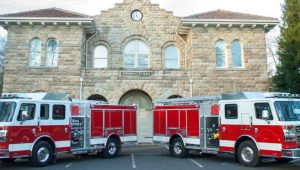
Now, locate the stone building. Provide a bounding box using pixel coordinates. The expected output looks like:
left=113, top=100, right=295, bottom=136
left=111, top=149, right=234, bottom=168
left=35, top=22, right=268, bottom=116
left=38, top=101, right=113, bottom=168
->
left=0, top=0, right=278, bottom=142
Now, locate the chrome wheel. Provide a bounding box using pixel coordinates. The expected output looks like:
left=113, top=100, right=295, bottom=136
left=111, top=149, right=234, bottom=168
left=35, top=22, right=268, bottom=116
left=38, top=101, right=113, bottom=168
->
left=174, top=141, right=183, bottom=155
left=241, top=146, right=254, bottom=163
left=108, top=142, right=117, bottom=155
left=37, top=146, right=50, bottom=163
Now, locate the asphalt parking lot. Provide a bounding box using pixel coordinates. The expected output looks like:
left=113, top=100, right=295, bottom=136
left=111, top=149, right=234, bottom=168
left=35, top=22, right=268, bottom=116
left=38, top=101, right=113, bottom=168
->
left=1, top=144, right=300, bottom=170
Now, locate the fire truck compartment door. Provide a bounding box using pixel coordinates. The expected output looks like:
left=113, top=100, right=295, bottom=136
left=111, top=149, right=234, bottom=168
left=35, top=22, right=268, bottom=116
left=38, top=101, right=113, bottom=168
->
left=241, top=113, right=252, bottom=130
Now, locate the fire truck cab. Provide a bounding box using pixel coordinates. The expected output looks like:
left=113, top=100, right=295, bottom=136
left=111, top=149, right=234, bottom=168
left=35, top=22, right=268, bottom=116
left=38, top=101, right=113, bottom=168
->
left=0, top=93, right=137, bottom=167
left=153, top=92, right=300, bottom=166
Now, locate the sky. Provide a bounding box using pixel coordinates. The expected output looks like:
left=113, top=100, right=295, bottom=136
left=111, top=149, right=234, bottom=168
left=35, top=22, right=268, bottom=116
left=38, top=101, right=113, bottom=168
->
left=0, top=0, right=284, bottom=36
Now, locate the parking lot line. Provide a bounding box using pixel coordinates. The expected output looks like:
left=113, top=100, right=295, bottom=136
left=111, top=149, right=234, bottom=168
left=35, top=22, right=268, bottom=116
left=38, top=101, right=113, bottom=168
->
left=291, top=159, right=300, bottom=163
left=188, top=158, right=204, bottom=168
left=65, top=162, right=72, bottom=168
left=131, top=153, right=136, bottom=169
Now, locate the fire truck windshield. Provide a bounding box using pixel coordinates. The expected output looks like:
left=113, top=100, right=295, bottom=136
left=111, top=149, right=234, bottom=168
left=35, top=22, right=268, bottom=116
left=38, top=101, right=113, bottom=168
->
left=0, top=102, right=16, bottom=122
left=274, top=101, right=300, bottom=121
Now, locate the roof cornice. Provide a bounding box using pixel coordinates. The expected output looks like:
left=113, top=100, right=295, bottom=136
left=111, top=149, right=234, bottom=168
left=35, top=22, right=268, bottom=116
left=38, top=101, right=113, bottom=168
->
left=177, top=18, right=280, bottom=34
left=0, top=17, right=94, bottom=22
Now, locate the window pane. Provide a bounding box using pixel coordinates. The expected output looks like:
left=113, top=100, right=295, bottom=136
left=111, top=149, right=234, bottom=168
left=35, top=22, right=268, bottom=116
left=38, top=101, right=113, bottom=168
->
left=40, top=104, right=49, bottom=120
left=232, top=40, right=242, bottom=67
left=165, top=60, right=178, bottom=69
left=94, top=59, right=108, bottom=68
left=225, top=104, right=238, bottom=119
left=138, top=55, right=148, bottom=68
left=165, top=46, right=178, bottom=60
left=94, top=45, right=108, bottom=68
left=124, top=54, right=134, bottom=68
left=123, top=40, right=149, bottom=68
left=29, top=38, right=41, bottom=67
left=215, top=40, right=226, bottom=68
left=17, top=103, right=35, bottom=121
left=46, top=39, right=58, bottom=67
left=53, top=105, right=65, bottom=120
left=137, top=40, right=149, bottom=54
left=124, top=41, right=135, bottom=54
left=165, top=46, right=179, bottom=69
left=255, top=103, right=273, bottom=120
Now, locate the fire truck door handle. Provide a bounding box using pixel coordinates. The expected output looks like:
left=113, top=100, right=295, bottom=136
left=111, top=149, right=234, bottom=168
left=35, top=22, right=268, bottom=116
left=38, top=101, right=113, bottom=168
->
left=64, top=127, right=68, bottom=133
left=32, top=128, right=36, bottom=134
left=222, top=127, right=226, bottom=132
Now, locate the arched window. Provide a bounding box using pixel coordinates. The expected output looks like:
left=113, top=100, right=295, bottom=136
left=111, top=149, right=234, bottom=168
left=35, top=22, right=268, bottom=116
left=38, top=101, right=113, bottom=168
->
left=87, top=94, right=108, bottom=103
left=46, top=39, right=58, bottom=67
left=215, top=40, right=226, bottom=68
left=29, top=38, right=42, bottom=67
left=94, top=45, right=108, bottom=68
left=165, top=45, right=179, bottom=69
left=232, top=40, right=243, bottom=68
left=167, top=95, right=182, bottom=99
left=123, top=40, right=149, bottom=68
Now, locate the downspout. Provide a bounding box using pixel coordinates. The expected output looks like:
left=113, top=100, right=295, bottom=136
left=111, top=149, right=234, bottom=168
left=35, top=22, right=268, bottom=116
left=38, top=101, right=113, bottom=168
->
left=176, top=22, right=193, bottom=96
left=80, top=20, right=98, bottom=100
left=175, top=31, right=187, bottom=68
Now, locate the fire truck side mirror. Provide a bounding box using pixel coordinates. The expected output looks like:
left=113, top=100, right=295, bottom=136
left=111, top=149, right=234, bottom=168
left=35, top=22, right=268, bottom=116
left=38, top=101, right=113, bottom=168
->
left=262, top=110, right=269, bottom=120
left=21, top=111, right=29, bottom=121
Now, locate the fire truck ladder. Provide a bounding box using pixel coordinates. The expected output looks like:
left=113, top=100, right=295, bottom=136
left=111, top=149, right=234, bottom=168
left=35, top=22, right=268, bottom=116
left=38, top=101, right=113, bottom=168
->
left=153, top=96, right=220, bottom=105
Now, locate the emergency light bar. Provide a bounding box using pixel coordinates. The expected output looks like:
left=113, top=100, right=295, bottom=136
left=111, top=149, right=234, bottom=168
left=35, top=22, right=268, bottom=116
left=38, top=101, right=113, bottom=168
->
left=264, top=92, right=300, bottom=98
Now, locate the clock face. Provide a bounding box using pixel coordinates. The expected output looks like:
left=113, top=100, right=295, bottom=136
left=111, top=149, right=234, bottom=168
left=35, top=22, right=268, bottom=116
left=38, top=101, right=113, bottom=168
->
left=131, top=10, right=143, bottom=21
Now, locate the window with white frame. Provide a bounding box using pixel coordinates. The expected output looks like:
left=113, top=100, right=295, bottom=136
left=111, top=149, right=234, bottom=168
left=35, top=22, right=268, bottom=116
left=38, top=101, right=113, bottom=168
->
left=46, top=39, right=58, bottom=67
left=165, top=45, right=179, bottom=69
left=94, top=45, right=108, bottom=68
left=232, top=40, right=243, bottom=68
left=29, top=38, right=42, bottom=67
left=123, top=40, right=149, bottom=69
left=215, top=40, right=226, bottom=68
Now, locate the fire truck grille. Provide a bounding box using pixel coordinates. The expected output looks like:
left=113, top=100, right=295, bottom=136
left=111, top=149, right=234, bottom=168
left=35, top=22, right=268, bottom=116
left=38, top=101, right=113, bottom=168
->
left=297, top=126, right=300, bottom=144
left=297, top=126, right=300, bottom=133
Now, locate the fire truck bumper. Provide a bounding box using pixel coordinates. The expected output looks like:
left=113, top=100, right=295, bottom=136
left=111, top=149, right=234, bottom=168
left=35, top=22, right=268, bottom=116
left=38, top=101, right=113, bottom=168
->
left=0, top=149, right=9, bottom=158
left=282, top=148, right=300, bottom=158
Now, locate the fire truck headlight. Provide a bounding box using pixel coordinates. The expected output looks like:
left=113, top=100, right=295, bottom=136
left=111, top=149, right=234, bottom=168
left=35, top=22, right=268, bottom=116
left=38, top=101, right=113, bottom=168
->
left=283, top=130, right=296, bottom=142
left=0, top=130, right=7, bottom=142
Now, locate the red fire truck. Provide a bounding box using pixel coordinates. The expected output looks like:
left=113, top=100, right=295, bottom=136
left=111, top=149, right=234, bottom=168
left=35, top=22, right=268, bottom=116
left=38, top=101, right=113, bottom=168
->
left=153, top=92, right=300, bottom=166
left=0, top=93, right=137, bottom=167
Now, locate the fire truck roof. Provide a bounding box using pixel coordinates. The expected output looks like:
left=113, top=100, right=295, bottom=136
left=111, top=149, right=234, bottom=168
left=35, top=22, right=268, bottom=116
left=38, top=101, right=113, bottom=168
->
left=153, top=92, right=300, bottom=105
left=0, top=93, right=68, bottom=100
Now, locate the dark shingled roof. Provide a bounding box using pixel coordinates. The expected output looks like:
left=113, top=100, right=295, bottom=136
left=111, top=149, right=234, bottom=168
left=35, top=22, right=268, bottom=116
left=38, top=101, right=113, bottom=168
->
left=0, top=7, right=91, bottom=18
left=183, top=9, right=277, bottom=20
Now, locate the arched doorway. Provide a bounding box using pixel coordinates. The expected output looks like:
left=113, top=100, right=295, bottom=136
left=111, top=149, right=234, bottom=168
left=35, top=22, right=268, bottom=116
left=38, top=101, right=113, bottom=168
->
left=119, top=90, right=152, bottom=143
left=87, top=94, right=108, bottom=103
left=167, top=95, right=182, bottom=99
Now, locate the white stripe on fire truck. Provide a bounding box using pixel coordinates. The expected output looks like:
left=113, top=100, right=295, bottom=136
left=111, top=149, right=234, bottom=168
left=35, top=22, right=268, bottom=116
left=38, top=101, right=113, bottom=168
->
left=8, top=140, right=70, bottom=152
left=9, top=143, right=32, bottom=152
left=55, top=140, right=70, bottom=148
left=220, top=140, right=282, bottom=151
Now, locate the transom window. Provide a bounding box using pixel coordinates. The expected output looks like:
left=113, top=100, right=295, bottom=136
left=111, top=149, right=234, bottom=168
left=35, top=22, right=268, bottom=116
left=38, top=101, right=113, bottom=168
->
left=94, top=45, right=108, bottom=68
left=29, top=38, right=42, bottom=67
left=232, top=40, right=243, bottom=68
left=215, top=40, right=226, bottom=68
left=165, top=45, right=179, bottom=69
left=46, top=39, right=58, bottom=67
left=123, top=40, right=149, bottom=69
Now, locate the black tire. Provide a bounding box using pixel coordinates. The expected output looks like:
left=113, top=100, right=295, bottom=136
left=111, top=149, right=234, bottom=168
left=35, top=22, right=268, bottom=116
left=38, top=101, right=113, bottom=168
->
left=31, top=141, right=53, bottom=167
left=0, top=158, right=16, bottom=163
left=169, top=137, right=188, bottom=158
left=102, top=137, right=120, bottom=159
left=237, top=140, right=261, bottom=167
left=275, top=158, right=293, bottom=163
